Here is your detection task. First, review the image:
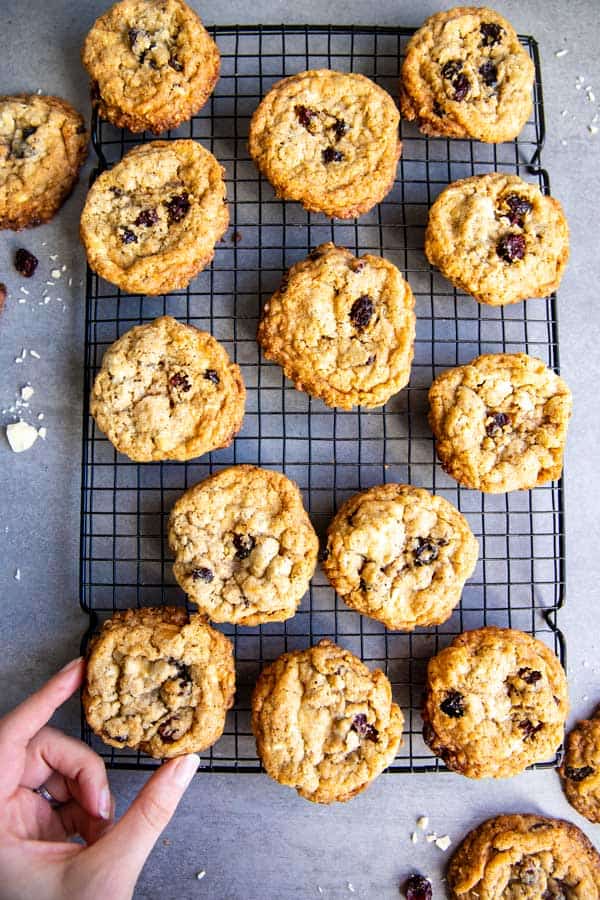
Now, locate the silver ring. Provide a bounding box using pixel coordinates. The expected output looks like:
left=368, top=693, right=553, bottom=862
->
left=33, top=785, right=62, bottom=808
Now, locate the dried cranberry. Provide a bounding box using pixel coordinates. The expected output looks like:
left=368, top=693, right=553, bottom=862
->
left=165, top=192, right=190, bottom=224
left=170, top=659, right=192, bottom=683
left=21, top=126, right=37, bottom=140
left=480, top=22, right=503, bottom=46
left=294, top=104, right=317, bottom=129
left=112, top=734, right=128, bottom=743
left=322, top=146, right=344, bottom=163
left=231, top=231, right=242, bottom=243
left=110, top=186, right=124, bottom=197
left=192, top=567, right=214, bottom=582
left=351, top=713, right=379, bottom=742
left=349, top=259, right=365, bottom=273
left=233, top=533, right=255, bottom=559
left=349, top=295, right=374, bottom=329
left=318, top=546, right=330, bottom=562
left=135, top=207, right=159, bottom=227
left=452, top=74, right=470, bottom=101
left=364, top=354, right=375, bottom=365
left=404, top=874, right=433, bottom=900
left=497, top=233, right=526, bottom=263
left=520, top=719, right=543, bottom=740
left=486, top=411, right=509, bottom=436
left=14, top=248, right=38, bottom=277
left=440, top=690, right=465, bottom=718
left=542, top=880, right=568, bottom=900
left=169, top=372, right=191, bottom=391
left=158, top=715, right=187, bottom=742
left=204, top=369, right=220, bottom=384
left=518, top=667, right=542, bottom=684
left=169, top=55, right=183, bottom=72
left=565, top=765, right=594, bottom=781
left=121, top=228, right=137, bottom=244
left=441, top=59, right=463, bottom=80
left=433, top=100, right=445, bottom=117
left=479, top=61, right=498, bottom=86
left=334, top=118, right=348, bottom=140
left=413, top=537, right=439, bottom=567
left=504, top=194, right=533, bottom=226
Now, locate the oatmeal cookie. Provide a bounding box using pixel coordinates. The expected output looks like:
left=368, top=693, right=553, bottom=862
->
left=447, top=814, right=600, bottom=898
left=90, top=316, right=245, bottom=462
left=400, top=7, right=535, bottom=142
left=423, top=627, right=568, bottom=778
left=258, top=243, right=415, bottom=409
left=82, top=0, right=220, bottom=134
left=322, top=483, right=478, bottom=631
left=248, top=70, right=401, bottom=218
left=168, top=465, right=318, bottom=626
left=0, top=94, right=87, bottom=230
left=251, top=640, right=403, bottom=803
left=425, top=173, right=569, bottom=306
left=560, top=711, right=600, bottom=823
left=428, top=353, right=572, bottom=493
left=80, top=139, right=228, bottom=295
left=83, top=606, right=235, bottom=759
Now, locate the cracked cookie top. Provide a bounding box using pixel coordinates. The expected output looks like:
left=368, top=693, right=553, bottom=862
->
left=423, top=627, right=568, bottom=778
left=82, top=0, right=220, bottom=133
left=251, top=640, right=404, bottom=803
left=80, top=140, right=229, bottom=295
left=400, top=6, right=535, bottom=142
left=560, top=711, right=600, bottom=824
left=0, top=94, right=88, bottom=230
left=322, top=483, right=478, bottom=631
left=447, top=814, right=600, bottom=899
left=83, top=606, right=235, bottom=759
left=428, top=353, right=572, bottom=493
left=258, top=243, right=415, bottom=410
left=168, top=465, right=319, bottom=626
left=425, top=173, right=569, bottom=307
left=90, top=316, right=245, bottom=462
left=248, top=70, right=401, bottom=218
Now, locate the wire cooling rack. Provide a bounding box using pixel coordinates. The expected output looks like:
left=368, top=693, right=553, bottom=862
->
left=79, top=25, right=566, bottom=772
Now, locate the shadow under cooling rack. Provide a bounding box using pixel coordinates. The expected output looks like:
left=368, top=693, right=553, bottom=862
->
left=80, top=25, right=565, bottom=773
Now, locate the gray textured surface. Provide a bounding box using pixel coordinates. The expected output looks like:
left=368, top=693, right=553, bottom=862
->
left=0, top=1, right=599, bottom=898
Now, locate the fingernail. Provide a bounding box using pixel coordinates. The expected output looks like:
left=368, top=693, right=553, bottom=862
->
left=98, top=785, right=112, bottom=820
left=172, top=754, right=199, bottom=787
left=59, top=656, right=84, bottom=673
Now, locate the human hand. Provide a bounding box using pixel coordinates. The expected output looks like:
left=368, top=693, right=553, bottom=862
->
left=0, top=657, right=199, bottom=900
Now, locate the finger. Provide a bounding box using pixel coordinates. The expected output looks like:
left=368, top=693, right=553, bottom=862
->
left=57, top=798, right=115, bottom=846
left=21, top=726, right=112, bottom=820
left=0, top=658, right=84, bottom=796
left=87, top=755, right=198, bottom=881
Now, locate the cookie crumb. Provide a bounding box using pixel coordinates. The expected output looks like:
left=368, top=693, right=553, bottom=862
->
left=6, top=420, right=39, bottom=452
left=14, top=568, right=21, bottom=581
left=196, top=871, right=206, bottom=881
left=347, top=883, right=355, bottom=893
left=21, top=385, right=34, bottom=402
left=555, top=48, right=569, bottom=58
left=411, top=832, right=418, bottom=844
left=588, top=125, right=598, bottom=135
left=29, top=350, right=41, bottom=359
left=51, top=269, right=61, bottom=280
left=435, top=835, right=451, bottom=851
left=425, top=833, right=437, bottom=843
left=417, top=815, right=429, bottom=830
left=317, top=888, right=323, bottom=895
left=38, top=427, right=47, bottom=440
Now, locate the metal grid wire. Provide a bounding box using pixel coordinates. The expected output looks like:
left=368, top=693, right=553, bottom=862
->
left=79, top=25, right=566, bottom=772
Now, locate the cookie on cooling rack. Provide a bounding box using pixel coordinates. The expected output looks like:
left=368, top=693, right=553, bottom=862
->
left=90, top=316, right=245, bottom=462
left=447, top=814, right=600, bottom=898
left=425, top=173, right=569, bottom=306
left=251, top=640, right=403, bottom=803
left=83, top=606, right=235, bottom=759
left=80, top=139, right=229, bottom=295
left=82, top=0, right=220, bottom=133
left=168, top=465, right=319, bottom=626
left=322, top=483, right=478, bottom=631
left=428, top=353, right=572, bottom=493
left=422, top=627, right=568, bottom=778
left=0, top=94, right=87, bottom=230
left=257, top=243, right=415, bottom=409
left=559, top=710, right=600, bottom=823
left=248, top=69, right=401, bottom=218
left=400, top=7, right=535, bottom=143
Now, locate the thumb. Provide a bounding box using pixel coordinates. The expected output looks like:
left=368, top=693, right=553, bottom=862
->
left=89, top=754, right=198, bottom=883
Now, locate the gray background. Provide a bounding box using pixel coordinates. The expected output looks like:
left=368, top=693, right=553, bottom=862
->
left=0, top=1, right=598, bottom=897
